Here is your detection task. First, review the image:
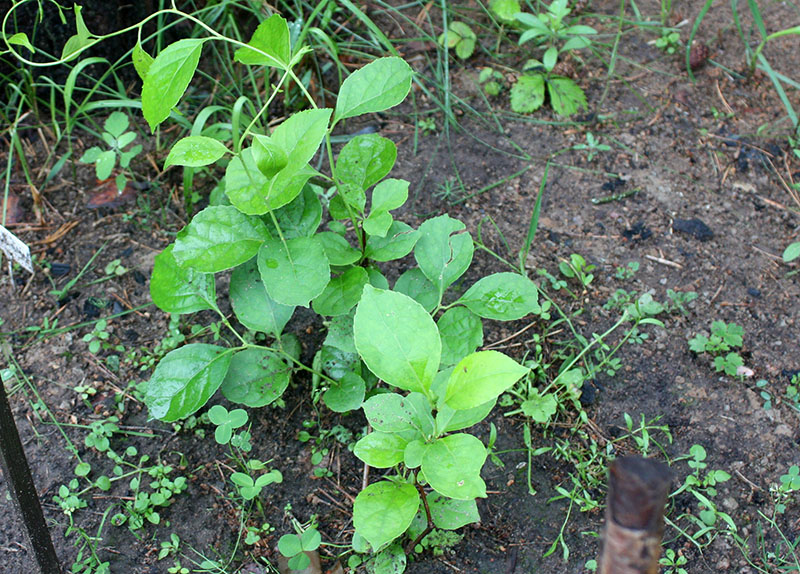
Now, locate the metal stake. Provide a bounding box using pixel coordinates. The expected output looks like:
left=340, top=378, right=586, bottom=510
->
left=0, top=377, right=61, bottom=573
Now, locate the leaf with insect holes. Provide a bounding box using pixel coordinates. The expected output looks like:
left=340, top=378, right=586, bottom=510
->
left=354, top=286, right=441, bottom=394
left=511, top=74, right=545, bottom=113
left=164, top=136, right=228, bottom=168
left=150, top=244, right=216, bottom=314
left=421, top=434, right=486, bottom=500
left=173, top=206, right=271, bottom=272
left=145, top=344, right=234, bottom=421
left=414, top=215, right=473, bottom=295
left=353, top=481, right=419, bottom=551
left=334, top=57, right=413, bottom=123
left=132, top=42, right=153, bottom=80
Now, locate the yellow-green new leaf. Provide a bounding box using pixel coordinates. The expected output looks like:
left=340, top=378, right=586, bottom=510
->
left=142, top=39, right=204, bottom=131
left=444, top=351, right=529, bottom=410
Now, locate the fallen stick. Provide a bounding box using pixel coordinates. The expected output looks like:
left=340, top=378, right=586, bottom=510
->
left=598, top=456, right=673, bottom=574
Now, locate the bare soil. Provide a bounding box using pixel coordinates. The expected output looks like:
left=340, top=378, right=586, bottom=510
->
left=1, top=1, right=799, bottom=573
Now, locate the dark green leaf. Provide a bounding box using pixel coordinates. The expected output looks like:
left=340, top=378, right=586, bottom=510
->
left=437, top=307, right=483, bottom=366
left=221, top=348, right=291, bottom=407
left=458, top=273, right=541, bottom=320
left=414, top=215, right=473, bottom=295
left=230, top=259, right=294, bottom=336
left=394, top=267, right=438, bottom=312
left=365, top=221, right=420, bottom=262
left=312, top=267, right=369, bottom=316
left=323, top=371, right=365, bottom=412
left=150, top=244, right=216, bottom=314
left=173, top=206, right=270, bottom=272
left=146, top=344, right=233, bottom=421
left=257, top=236, right=330, bottom=307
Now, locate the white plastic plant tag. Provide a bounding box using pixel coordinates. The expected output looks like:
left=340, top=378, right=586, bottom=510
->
left=0, top=224, right=33, bottom=273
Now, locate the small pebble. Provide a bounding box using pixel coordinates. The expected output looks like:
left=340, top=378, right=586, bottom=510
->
left=747, top=287, right=761, bottom=298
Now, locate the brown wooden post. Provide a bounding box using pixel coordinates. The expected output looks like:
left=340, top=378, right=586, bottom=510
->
left=0, top=378, right=61, bottom=573
left=598, top=456, right=672, bottom=574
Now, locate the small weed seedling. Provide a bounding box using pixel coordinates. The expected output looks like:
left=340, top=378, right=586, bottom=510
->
left=508, top=0, right=597, bottom=115
left=659, top=548, right=688, bottom=574
left=572, top=132, right=610, bottom=162
left=278, top=526, right=321, bottom=571
left=479, top=67, right=505, bottom=96
left=79, top=111, right=142, bottom=191
left=559, top=253, right=595, bottom=290
left=688, top=320, right=745, bottom=376
left=438, top=21, right=477, bottom=59
left=654, top=29, right=681, bottom=54
left=614, top=261, right=639, bottom=280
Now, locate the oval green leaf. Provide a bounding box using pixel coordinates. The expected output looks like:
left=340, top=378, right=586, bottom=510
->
left=145, top=344, right=233, bottom=421
left=354, top=285, right=441, bottom=393
left=257, top=236, right=330, bottom=307
left=414, top=214, right=473, bottom=294
left=173, top=206, right=270, bottom=272
left=457, top=272, right=541, bottom=321
left=230, top=258, right=294, bottom=336
left=312, top=266, right=369, bottom=317
left=334, top=57, right=413, bottom=123
left=142, top=39, right=204, bottom=131
left=221, top=348, right=291, bottom=407
left=421, top=434, right=487, bottom=500
left=150, top=244, right=216, bottom=314
left=444, top=351, right=529, bottom=411
left=164, top=136, right=229, bottom=169
left=353, top=481, right=419, bottom=551
left=437, top=307, right=483, bottom=366
left=353, top=432, right=410, bottom=468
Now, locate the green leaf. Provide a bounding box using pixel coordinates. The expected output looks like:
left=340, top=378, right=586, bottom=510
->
left=364, top=178, right=409, bottom=237
left=421, top=434, right=487, bottom=500
left=79, top=147, right=103, bottom=164
left=490, top=0, right=522, bottom=23
left=365, top=221, right=420, bottom=262
left=317, top=232, right=361, bottom=266
left=257, top=237, right=330, bottom=307
left=334, top=57, right=413, bottom=123
left=251, top=134, right=288, bottom=178
left=458, top=272, right=540, bottom=320
left=142, top=39, right=204, bottom=132
left=444, top=351, right=529, bottom=410
left=429, top=495, right=480, bottom=530
left=521, top=391, right=557, bottom=423
left=414, top=215, right=473, bottom=295
left=783, top=241, right=800, bottom=263
left=60, top=5, right=96, bottom=61
left=164, top=136, right=228, bottom=168
left=353, top=432, right=410, bottom=468
left=278, top=534, right=303, bottom=557
left=226, top=109, right=331, bottom=213
left=547, top=76, right=587, bottom=116
left=354, top=286, right=441, bottom=393
left=104, top=111, right=129, bottom=138
left=230, top=258, right=294, bottom=336
left=437, top=307, right=483, bottom=367
left=8, top=32, right=35, bottom=53
left=173, top=206, right=270, bottom=272
left=394, top=267, right=438, bottom=312
left=269, top=184, right=322, bottom=239
left=312, top=266, right=369, bottom=316
left=324, top=311, right=357, bottom=354
left=323, top=372, right=365, bottom=412
left=336, top=134, right=397, bottom=191
left=318, top=345, right=359, bottom=380
left=132, top=42, right=153, bottom=80
left=353, top=481, right=419, bottom=551
left=146, top=344, right=233, bottom=421
left=234, top=14, right=291, bottom=68
left=362, top=393, right=435, bottom=435
left=150, top=244, right=216, bottom=314
left=221, top=348, right=291, bottom=407
left=95, top=150, right=116, bottom=180
left=511, top=74, right=545, bottom=114
left=436, top=398, right=496, bottom=433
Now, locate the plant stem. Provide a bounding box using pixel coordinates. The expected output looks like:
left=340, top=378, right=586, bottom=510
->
left=406, top=473, right=434, bottom=555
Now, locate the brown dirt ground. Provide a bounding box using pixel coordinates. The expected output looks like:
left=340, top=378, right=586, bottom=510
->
left=2, top=1, right=800, bottom=573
